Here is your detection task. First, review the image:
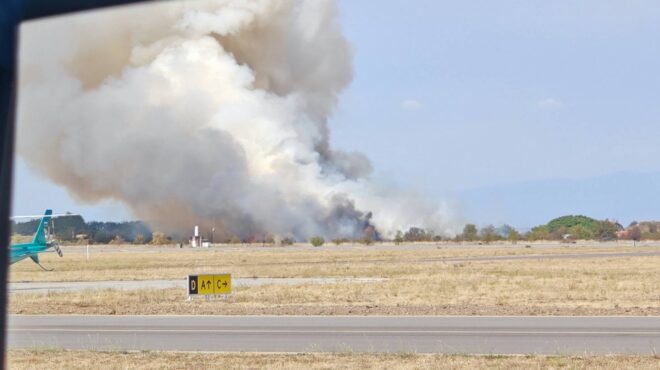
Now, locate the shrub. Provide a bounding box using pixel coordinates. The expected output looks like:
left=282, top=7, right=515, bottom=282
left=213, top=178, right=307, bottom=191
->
left=404, top=227, right=432, bottom=242
left=310, top=236, right=324, bottom=247
left=394, top=231, right=404, bottom=245
left=151, top=232, right=170, bottom=245
left=358, top=235, right=373, bottom=245
left=109, top=235, right=125, bottom=245
left=133, top=233, right=145, bottom=245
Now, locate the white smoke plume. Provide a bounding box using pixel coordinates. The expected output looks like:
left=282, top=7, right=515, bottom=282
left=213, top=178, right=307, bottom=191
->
left=17, top=0, right=460, bottom=240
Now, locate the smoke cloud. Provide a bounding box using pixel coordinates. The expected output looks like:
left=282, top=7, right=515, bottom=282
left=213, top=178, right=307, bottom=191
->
left=17, top=0, right=459, bottom=240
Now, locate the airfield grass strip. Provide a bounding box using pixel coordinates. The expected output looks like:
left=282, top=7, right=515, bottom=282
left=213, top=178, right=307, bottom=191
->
left=10, top=243, right=658, bottom=283
left=9, top=256, right=660, bottom=316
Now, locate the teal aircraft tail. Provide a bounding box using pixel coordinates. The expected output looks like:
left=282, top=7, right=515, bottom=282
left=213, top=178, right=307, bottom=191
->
left=32, top=209, right=52, bottom=245
left=10, top=209, right=61, bottom=269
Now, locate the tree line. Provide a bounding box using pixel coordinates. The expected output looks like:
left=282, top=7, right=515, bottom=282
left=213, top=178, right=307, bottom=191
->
left=389, top=215, right=659, bottom=244
left=12, top=215, right=153, bottom=244
left=12, top=213, right=660, bottom=245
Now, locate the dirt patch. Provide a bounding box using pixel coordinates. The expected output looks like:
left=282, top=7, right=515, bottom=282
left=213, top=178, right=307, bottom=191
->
left=11, top=303, right=660, bottom=316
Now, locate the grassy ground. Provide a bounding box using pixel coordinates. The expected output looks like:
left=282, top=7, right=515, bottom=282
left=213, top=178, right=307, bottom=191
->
left=9, top=243, right=657, bottom=282
left=10, top=255, right=660, bottom=315
left=8, top=350, right=660, bottom=370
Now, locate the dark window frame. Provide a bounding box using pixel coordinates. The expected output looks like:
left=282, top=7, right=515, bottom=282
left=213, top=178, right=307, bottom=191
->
left=0, top=1, right=153, bottom=366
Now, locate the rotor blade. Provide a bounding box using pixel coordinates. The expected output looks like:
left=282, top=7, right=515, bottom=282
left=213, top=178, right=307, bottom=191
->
left=10, top=214, right=79, bottom=219
left=51, top=243, right=63, bottom=257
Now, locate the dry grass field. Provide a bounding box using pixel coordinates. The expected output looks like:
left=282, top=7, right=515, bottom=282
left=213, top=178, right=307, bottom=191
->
left=9, top=243, right=660, bottom=316
left=9, top=242, right=657, bottom=282
left=9, top=244, right=660, bottom=368
left=8, top=350, right=660, bottom=370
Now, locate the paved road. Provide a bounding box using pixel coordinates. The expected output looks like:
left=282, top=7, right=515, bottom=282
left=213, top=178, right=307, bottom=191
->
left=9, top=277, right=384, bottom=294
left=8, top=315, right=659, bottom=354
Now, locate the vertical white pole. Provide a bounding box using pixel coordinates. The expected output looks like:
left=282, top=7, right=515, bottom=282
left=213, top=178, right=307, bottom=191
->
left=195, top=225, right=199, bottom=248
left=86, top=244, right=89, bottom=261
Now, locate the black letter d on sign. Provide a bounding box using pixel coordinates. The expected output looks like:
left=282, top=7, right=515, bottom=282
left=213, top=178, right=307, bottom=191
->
left=189, top=275, right=198, bottom=295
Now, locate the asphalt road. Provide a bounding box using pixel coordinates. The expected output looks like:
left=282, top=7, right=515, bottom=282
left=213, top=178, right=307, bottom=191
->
left=8, top=315, right=659, bottom=354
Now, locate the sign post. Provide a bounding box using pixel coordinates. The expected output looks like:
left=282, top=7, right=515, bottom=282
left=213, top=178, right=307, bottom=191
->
left=187, top=273, right=231, bottom=300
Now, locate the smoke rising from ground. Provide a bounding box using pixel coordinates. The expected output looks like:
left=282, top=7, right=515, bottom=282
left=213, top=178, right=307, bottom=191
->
left=17, top=0, right=460, bottom=240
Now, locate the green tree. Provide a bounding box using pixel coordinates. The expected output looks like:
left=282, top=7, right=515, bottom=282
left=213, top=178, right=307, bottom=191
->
left=499, top=224, right=515, bottom=237
left=568, top=224, right=592, bottom=240
left=528, top=225, right=550, bottom=241
left=461, top=224, right=478, bottom=242
left=53, top=214, right=87, bottom=242
left=394, top=231, right=404, bottom=245
left=547, top=215, right=600, bottom=233
left=404, top=227, right=430, bottom=242
left=594, top=220, right=619, bottom=240
left=550, top=226, right=569, bottom=241
left=92, top=230, right=113, bottom=244
left=12, top=219, right=39, bottom=235
left=507, top=228, right=520, bottom=243
left=479, top=225, right=500, bottom=243
left=310, top=236, right=325, bottom=247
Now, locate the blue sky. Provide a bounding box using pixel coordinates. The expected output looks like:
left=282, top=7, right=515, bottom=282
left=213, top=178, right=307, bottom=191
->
left=13, top=0, right=660, bottom=228
left=329, top=0, right=660, bottom=227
